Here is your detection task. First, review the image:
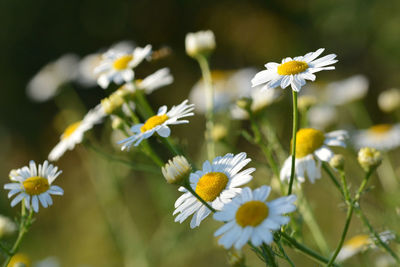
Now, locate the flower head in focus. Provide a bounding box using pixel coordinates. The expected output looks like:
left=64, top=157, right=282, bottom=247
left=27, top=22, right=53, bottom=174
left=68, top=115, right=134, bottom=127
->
left=162, top=156, right=192, bottom=185
left=48, top=105, right=106, bottom=161
left=357, top=147, right=382, bottom=172
left=118, top=100, right=194, bottom=150
left=174, top=153, right=255, bottom=228
left=95, top=45, right=152, bottom=89
left=280, top=129, right=348, bottom=184
left=352, top=123, right=400, bottom=151
left=4, top=161, right=63, bottom=213
left=26, top=54, right=79, bottom=102
left=251, top=48, right=337, bottom=92
left=185, top=30, right=216, bottom=58
left=213, top=186, right=296, bottom=250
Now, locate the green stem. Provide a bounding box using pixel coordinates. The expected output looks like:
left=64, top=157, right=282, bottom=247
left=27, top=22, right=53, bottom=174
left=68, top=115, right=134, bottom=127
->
left=288, top=91, right=298, bottom=195
left=281, top=232, right=337, bottom=266
left=2, top=209, right=34, bottom=267
left=183, top=182, right=216, bottom=213
left=322, top=162, right=345, bottom=198
left=347, top=100, right=373, bottom=128
left=196, top=55, right=215, bottom=160
left=261, top=117, right=287, bottom=163
left=135, top=90, right=155, bottom=118
left=276, top=239, right=295, bottom=267
left=141, top=141, right=164, bottom=167
left=327, top=171, right=353, bottom=266
left=261, top=243, right=277, bottom=267
left=297, top=188, right=330, bottom=255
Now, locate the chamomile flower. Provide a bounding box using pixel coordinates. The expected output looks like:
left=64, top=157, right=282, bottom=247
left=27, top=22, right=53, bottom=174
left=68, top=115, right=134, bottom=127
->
left=251, top=48, right=337, bottom=92
left=174, top=153, right=255, bottom=228
left=95, top=45, right=152, bottom=89
left=4, top=161, right=63, bottom=213
left=118, top=100, right=194, bottom=150
left=352, top=123, right=400, bottom=151
left=280, top=128, right=348, bottom=183
left=27, top=54, right=79, bottom=102
left=185, top=30, right=216, bottom=58
left=135, top=68, right=174, bottom=94
left=48, top=104, right=106, bottom=161
left=213, top=186, right=296, bottom=250
left=337, top=231, right=395, bottom=262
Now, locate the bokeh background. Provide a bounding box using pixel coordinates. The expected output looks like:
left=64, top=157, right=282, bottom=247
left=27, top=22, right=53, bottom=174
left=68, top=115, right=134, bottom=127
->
left=1, top=0, right=400, bottom=266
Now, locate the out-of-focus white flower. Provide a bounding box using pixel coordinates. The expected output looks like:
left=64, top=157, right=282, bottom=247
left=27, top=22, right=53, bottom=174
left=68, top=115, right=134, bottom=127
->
left=324, top=75, right=369, bottom=105
left=0, top=215, right=17, bottom=237
left=174, top=153, right=255, bottom=228
left=34, top=256, right=60, bottom=267
left=378, top=88, right=400, bottom=113
left=185, top=30, right=216, bottom=58
left=118, top=100, right=194, bottom=150
left=337, top=231, right=395, bottom=262
left=353, top=123, right=400, bottom=151
left=48, top=105, right=106, bottom=161
left=95, top=45, right=152, bottom=89
left=27, top=54, right=79, bottom=102
left=4, top=161, right=63, bottom=213
left=280, top=129, right=348, bottom=184
left=308, top=104, right=338, bottom=130
left=251, top=48, right=337, bottom=92
left=136, top=68, right=174, bottom=94
left=213, top=186, right=296, bottom=250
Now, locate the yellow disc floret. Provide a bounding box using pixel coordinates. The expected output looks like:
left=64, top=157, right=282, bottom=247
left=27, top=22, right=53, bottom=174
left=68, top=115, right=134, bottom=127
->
left=236, top=201, right=269, bottom=227
left=8, top=253, right=31, bottom=267
left=23, top=176, right=50, bottom=195
left=140, top=114, right=169, bottom=132
left=62, top=121, right=81, bottom=140
left=113, top=55, right=133, bottom=70
left=277, top=61, right=309, bottom=75
left=195, top=172, right=229, bottom=202
left=295, top=128, right=325, bottom=158
left=369, top=124, right=392, bottom=135
left=344, top=234, right=370, bottom=249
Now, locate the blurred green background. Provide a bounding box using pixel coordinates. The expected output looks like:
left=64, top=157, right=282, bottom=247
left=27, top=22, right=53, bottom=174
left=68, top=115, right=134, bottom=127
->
left=1, top=0, right=400, bottom=266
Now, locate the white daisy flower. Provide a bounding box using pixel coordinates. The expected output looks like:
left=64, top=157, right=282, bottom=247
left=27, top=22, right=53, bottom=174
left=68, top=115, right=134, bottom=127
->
left=185, top=30, right=216, bottom=58
left=118, top=100, right=194, bottom=150
left=280, top=128, right=348, bottom=184
left=27, top=54, right=79, bottom=102
left=337, top=231, right=395, bottom=262
left=95, top=44, right=152, bottom=89
left=324, top=75, right=369, bottom=105
left=352, top=123, right=400, bottom=151
left=174, top=152, right=255, bottom=228
left=4, top=161, right=64, bottom=213
left=48, top=104, right=106, bottom=161
left=213, top=186, right=296, bottom=250
left=251, top=48, right=337, bottom=92
left=136, top=68, right=174, bottom=94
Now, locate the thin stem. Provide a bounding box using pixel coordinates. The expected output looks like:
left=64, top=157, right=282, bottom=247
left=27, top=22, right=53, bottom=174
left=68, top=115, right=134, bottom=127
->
left=281, top=232, right=337, bottom=266
left=327, top=171, right=353, bottom=266
left=261, top=117, right=287, bottom=163
left=141, top=141, right=164, bottom=167
left=183, top=182, right=216, bottom=213
left=2, top=209, right=34, bottom=267
left=288, top=91, right=298, bottom=195
left=135, top=90, right=155, bottom=118
left=276, top=239, right=295, bottom=267
left=322, top=162, right=345, bottom=198
left=261, top=243, right=277, bottom=267
left=196, top=55, right=215, bottom=160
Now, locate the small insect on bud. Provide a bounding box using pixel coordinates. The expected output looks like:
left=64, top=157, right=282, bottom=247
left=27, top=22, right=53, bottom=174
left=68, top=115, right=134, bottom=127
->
left=185, top=30, right=216, bottom=58
left=330, top=154, right=345, bottom=170
left=358, top=147, right=382, bottom=172
left=162, top=156, right=192, bottom=185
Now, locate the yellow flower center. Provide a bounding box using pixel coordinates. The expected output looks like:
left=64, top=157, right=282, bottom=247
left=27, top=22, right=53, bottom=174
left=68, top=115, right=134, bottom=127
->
left=195, top=172, right=229, bottom=202
left=113, top=55, right=133, bottom=70
left=369, top=124, right=392, bottom=135
left=277, top=61, right=309, bottom=75
left=294, top=128, right=325, bottom=158
left=22, top=176, right=49, bottom=195
left=140, top=114, right=169, bottom=132
left=236, top=201, right=269, bottom=227
left=344, top=235, right=370, bottom=249
left=8, top=253, right=31, bottom=267
left=62, top=121, right=81, bottom=140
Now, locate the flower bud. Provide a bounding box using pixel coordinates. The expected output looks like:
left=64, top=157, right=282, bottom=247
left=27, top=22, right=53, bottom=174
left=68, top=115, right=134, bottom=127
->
left=358, top=147, right=382, bottom=172
left=298, top=95, right=317, bottom=112
left=227, top=251, right=245, bottom=267
left=0, top=215, right=16, bottom=238
left=330, top=154, right=345, bottom=170
left=162, top=156, right=192, bottom=185
left=212, top=124, right=228, bottom=141
left=185, top=30, right=216, bottom=58
left=378, top=88, right=400, bottom=113
left=111, top=116, right=124, bottom=131
left=236, top=97, right=252, bottom=111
